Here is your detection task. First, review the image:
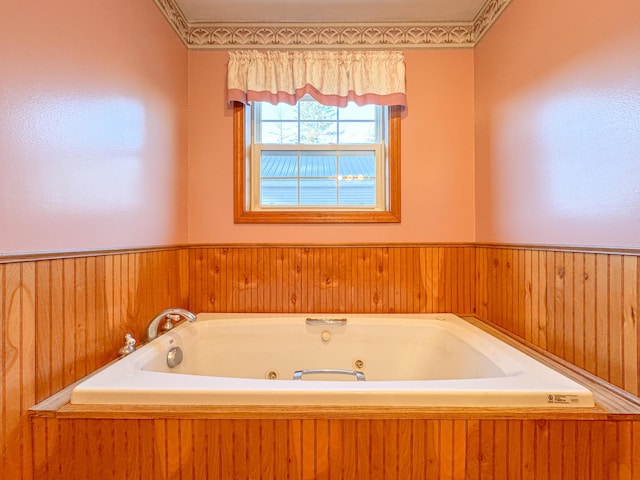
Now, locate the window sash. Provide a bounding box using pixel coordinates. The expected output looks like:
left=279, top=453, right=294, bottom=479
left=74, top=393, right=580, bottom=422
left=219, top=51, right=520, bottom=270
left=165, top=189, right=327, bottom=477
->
left=254, top=99, right=384, bottom=146
left=250, top=144, right=386, bottom=211
left=250, top=101, right=387, bottom=211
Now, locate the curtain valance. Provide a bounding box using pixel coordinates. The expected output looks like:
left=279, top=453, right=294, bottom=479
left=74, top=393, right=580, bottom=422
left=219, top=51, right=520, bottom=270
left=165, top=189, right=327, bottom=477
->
left=227, top=50, right=407, bottom=107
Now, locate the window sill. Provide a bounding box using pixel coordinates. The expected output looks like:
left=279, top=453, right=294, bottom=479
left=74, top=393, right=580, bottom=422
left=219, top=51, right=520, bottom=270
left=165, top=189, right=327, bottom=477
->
left=234, top=210, right=401, bottom=224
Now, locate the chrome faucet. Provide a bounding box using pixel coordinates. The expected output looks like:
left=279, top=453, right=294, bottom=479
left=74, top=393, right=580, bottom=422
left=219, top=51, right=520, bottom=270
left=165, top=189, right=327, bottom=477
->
left=146, top=308, right=197, bottom=341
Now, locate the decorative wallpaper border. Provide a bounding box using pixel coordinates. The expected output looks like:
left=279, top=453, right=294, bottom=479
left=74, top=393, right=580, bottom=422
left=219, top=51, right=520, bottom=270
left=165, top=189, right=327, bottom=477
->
left=153, top=0, right=512, bottom=49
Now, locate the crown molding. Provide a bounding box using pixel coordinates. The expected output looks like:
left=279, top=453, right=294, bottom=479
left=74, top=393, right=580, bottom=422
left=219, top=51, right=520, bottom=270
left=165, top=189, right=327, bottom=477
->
left=153, top=0, right=511, bottom=50
left=153, top=0, right=190, bottom=46
left=472, top=0, right=512, bottom=44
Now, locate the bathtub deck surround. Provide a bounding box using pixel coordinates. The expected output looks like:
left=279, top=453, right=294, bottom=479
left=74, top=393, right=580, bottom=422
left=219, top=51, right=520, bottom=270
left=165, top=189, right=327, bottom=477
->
left=69, top=313, right=594, bottom=407
left=28, top=266, right=640, bottom=479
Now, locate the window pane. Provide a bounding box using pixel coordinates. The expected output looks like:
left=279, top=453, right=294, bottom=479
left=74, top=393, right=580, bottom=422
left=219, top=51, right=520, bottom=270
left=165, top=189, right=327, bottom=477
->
left=300, top=179, right=337, bottom=205
left=339, top=103, right=376, bottom=121
left=261, top=179, right=298, bottom=206
left=300, top=101, right=336, bottom=121
left=260, top=102, right=298, bottom=121
left=260, top=121, right=299, bottom=144
left=261, top=151, right=298, bottom=177
left=300, top=152, right=337, bottom=177
left=338, top=178, right=376, bottom=206
left=339, top=122, right=377, bottom=144
left=300, top=122, right=337, bottom=144
left=338, top=153, right=376, bottom=177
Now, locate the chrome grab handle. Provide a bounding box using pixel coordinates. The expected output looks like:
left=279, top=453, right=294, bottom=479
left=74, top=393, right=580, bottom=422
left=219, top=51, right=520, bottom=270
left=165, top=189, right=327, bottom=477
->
left=305, top=317, right=348, bottom=326
left=292, top=369, right=365, bottom=381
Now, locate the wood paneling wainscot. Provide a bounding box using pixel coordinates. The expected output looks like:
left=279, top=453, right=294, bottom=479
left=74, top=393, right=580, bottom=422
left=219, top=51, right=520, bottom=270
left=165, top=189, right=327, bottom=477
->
left=476, top=245, right=640, bottom=397
left=1, top=243, right=639, bottom=479
left=188, top=245, right=477, bottom=314
left=0, top=248, right=188, bottom=480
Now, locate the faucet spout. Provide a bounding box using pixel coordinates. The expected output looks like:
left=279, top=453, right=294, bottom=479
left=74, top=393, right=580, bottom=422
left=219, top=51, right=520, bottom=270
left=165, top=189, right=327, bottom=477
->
left=146, top=308, right=197, bottom=341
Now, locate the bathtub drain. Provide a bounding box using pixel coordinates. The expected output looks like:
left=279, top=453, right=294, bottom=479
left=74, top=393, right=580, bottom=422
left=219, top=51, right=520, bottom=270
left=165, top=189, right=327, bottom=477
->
left=166, top=346, right=183, bottom=368
left=266, top=370, right=278, bottom=380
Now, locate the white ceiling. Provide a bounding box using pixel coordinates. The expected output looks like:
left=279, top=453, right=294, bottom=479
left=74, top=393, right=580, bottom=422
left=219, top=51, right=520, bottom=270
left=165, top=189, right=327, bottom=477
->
left=177, top=0, right=489, bottom=24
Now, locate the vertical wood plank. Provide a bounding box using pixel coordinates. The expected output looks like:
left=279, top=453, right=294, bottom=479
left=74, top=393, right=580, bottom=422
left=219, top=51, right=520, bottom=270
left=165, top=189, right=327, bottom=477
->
left=258, top=419, right=274, bottom=480
left=524, top=249, right=533, bottom=343
left=623, top=255, right=638, bottom=395
left=20, top=262, right=36, bottom=480
left=573, top=253, right=586, bottom=370
left=287, top=419, right=302, bottom=480
left=553, top=251, right=565, bottom=358
left=370, top=419, right=385, bottom=479
left=479, top=420, right=494, bottom=480
left=465, top=420, right=480, bottom=480
left=508, top=420, right=522, bottom=480
left=522, top=420, right=536, bottom=480
left=31, top=417, right=49, bottom=480
left=384, top=419, right=399, bottom=480
left=206, top=417, right=222, bottom=480
left=411, top=420, right=425, bottom=480
left=301, top=419, right=316, bottom=480
left=315, top=419, right=329, bottom=480
left=50, top=259, right=65, bottom=395
left=35, top=261, right=52, bottom=402
left=342, top=419, right=357, bottom=480
left=356, top=420, right=370, bottom=479
left=425, top=419, right=439, bottom=479
left=493, top=420, right=508, bottom=480
left=4, top=264, right=27, bottom=479
left=591, top=421, right=605, bottom=480
left=609, top=255, right=624, bottom=389
left=192, top=420, right=208, bottom=480
left=549, top=421, right=564, bottom=480
left=596, top=254, right=611, bottom=379
left=452, top=420, right=467, bottom=480
left=576, top=421, right=591, bottom=480
left=398, top=420, right=412, bottom=480
left=475, top=247, right=488, bottom=319
left=439, top=419, right=454, bottom=480
left=605, top=421, right=619, bottom=480
left=584, top=254, right=597, bottom=375
left=562, top=421, right=577, bottom=480
left=180, top=419, right=196, bottom=480
left=618, top=421, right=632, bottom=480
left=328, top=420, right=343, bottom=480
left=563, top=252, right=575, bottom=365
left=535, top=421, right=549, bottom=480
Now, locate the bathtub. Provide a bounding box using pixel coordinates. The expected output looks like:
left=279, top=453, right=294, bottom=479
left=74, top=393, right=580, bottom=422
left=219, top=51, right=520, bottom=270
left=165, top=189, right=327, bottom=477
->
left=70, top=313, right=595, bottom=408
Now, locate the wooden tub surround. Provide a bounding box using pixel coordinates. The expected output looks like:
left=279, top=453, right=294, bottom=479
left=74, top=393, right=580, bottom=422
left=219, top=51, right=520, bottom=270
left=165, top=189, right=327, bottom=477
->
left=30, top=316, right=640, bottom=479
left=1, top=243, right=639, bottom=479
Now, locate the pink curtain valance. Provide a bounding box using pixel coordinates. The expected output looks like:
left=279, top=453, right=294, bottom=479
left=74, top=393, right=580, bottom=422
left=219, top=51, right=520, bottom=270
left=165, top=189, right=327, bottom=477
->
left=227, top=50, right=407, bottom=107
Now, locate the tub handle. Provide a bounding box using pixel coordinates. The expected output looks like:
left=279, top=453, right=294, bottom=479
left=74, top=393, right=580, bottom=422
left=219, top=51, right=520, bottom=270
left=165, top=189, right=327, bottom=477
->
left=292, top=369, right=366, bottom=381
left=305, top=317, right=347, bottom=326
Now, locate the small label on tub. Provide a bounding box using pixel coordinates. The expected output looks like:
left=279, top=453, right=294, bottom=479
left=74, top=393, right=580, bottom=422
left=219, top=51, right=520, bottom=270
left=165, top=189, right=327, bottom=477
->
left=547, top=394, right=580, bottom=404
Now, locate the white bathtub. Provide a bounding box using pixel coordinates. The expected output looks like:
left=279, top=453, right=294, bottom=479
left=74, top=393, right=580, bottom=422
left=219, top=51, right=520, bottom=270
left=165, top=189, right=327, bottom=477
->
left=70, top=313, right=595, bottom=408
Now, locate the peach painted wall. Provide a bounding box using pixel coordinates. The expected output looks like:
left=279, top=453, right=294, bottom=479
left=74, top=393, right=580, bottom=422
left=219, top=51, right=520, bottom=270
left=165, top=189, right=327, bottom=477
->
left=187, top=50, right=475, bottom=244
left=475, top=0, right=640, bottom=248
left=0, top=0, right=188, bottom=254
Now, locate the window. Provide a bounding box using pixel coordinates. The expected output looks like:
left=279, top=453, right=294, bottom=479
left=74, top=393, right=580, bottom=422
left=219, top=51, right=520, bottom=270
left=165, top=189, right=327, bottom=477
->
left=234, top=99, right=401, bottom=224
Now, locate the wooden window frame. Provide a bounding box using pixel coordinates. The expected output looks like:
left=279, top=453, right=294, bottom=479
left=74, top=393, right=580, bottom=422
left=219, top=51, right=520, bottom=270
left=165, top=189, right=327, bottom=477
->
left=234, top=102, right=401, bottom=224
